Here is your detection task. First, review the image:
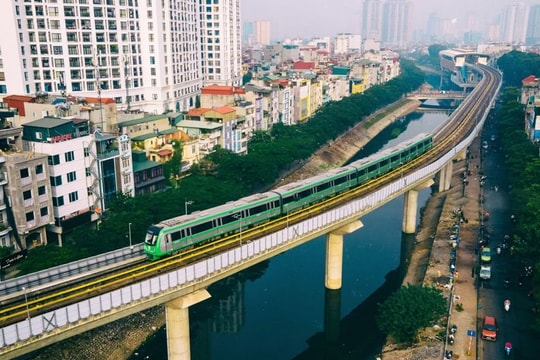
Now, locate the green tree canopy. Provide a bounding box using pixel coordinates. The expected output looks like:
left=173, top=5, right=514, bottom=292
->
left=497, top=50, right=540, bottom=87
left=376, top=284, right=447, bottom=344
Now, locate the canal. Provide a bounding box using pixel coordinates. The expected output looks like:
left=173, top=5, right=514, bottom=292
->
left=129, top=110, right=451, bottom=360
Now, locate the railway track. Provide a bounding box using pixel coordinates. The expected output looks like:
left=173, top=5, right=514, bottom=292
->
left=0, top=64, right=502, bottom=328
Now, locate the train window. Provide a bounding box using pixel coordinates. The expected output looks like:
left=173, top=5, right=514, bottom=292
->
left=170, top=231, right=182, bottom=241
left=391, top=154, right=400, bottom=163
left=222, top=214, right=236, bottom=224
left=315, top=181, right=331, bottom=192
left=298, top=188, right=312, bottom=199
left=380, top=159, right=389, bottom=167
left=282, top=195, right=296, bottom=205
left=250, top=203, right=270, bottom=214
left=334, top=175, right=349, bottom=185
left=367, top=164, right=378, bottom=173
left=191, top=221, right=213, bottom=233
left=144, top=232, right=155, bottom=245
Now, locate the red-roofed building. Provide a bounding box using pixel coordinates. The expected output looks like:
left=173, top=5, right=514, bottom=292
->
left=293, top=61, right=316, bottom=72
left=200, top=85, right=246, bottom=108
left=2, top=95, right=35, bottom=116
left=520, top=75, right=540, bottom=105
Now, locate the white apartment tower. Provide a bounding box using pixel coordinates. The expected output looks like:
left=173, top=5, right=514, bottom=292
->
left=501, top=2, right=530, bottom=44
left=0, top=0, right=242, bottom=114
left=253, top=20, right=271, bottom=46
left=199, top=0, right=242, bottom=87
left=361, top=0, right=382, bottom=41
left=381, top=0, right=413, bottom=48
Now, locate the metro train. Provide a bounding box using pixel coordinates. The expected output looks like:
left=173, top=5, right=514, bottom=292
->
left=143, top=133, right=434, bottom=261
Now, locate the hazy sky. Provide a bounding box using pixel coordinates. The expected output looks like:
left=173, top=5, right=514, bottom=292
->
left=242, top=0, right=540, bottom=40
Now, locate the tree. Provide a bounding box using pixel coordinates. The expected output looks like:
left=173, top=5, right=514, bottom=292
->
left=376, top=284, right=447, bottom=343
left=242, top=71, right=253, bottom=85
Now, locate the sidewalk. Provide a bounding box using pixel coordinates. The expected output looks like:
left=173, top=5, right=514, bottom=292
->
left=425, top=140, right=483, bottom=359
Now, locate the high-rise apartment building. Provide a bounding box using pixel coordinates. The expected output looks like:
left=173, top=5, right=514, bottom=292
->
left=199, top=0, right=242, bottom=87
left=253, top=20, right=271, bottom=46
left=361, top=0, right=382, bottom=41
left=500, top=2, right=529, bottom=44
left=0, top=0, right=242, bottom=114
left=526, top=5, right=540, bottom=45
left=381, top=0, right=412, bottom=48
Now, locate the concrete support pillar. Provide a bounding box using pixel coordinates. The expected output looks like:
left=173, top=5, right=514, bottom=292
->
left=402, top=189, right=419, bottom=234
left=445, top=161, right=453, bottom=191
left=438, top=161, right=453, bottom=192
left=166, top=289, right=211, bottom=360
left=325, top=220, right=363, bottom=290
left=401, top=178, right=434, bottom=233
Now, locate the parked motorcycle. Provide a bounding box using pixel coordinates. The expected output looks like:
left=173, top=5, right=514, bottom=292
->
left=448, top=333, right=455, bottom=345
left=444, top=350, right=453, bottom=360
left=504, top=299, right=511, bottom=312
left=504, top=341, right=512, bottom=356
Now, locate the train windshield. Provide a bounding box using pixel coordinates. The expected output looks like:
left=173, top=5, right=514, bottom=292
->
left=145, top=226, right=162, bottom=246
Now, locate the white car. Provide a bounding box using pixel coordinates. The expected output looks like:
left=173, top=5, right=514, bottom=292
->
left=480, top=265, right=491, bottom=280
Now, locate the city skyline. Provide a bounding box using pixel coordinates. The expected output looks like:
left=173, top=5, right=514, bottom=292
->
left=242, top=0, right=540, bottom=41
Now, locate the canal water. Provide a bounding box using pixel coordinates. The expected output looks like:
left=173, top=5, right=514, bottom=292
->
left=129, top=111, right=450, bottom=360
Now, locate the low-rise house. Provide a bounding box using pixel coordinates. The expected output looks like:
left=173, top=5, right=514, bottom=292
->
left=132, top=150, right=166, bottom=195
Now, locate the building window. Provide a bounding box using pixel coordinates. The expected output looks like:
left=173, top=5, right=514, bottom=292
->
left=26, top=211, right=35, bottom=222
left=40, top=207, right=48, bottom=216
left=67, top=171, right=77, bottom=182
left=23, top=190, right=32, bottom=200
left=50, top=175, right=62, bottom=186
left=84, top=147, right=89, bottom=157
left=52, top=196, right=64, bottom=206
left=20, top=168, right=29, bottom=179
left=68, top=191, right=78, bottom=202
left=86, top=167, right=91, bottom=176
left=48, top=154, right=60, bottom=165
left=38, top=186, right=46, bottom=195
left=36, top=164, right=44, bottom=174
left=87, top=187, right=93, bottom=196
left=65, top=151, right=75, bottom=162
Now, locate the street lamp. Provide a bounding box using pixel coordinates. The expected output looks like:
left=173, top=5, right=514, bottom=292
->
left=22, top=287, right=30, bottom=320
left=128, top=222, right=133, bottom=249
left=185, top=200, right=194, bottom=215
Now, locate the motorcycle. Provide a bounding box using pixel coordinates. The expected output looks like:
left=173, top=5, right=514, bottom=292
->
left=444, top=350, right=453, bottom=360
left=448, top=333, right=455, bottom=345
left=504, top=341, right=512, bottom=356
left=504, top=299, right=511, bottom=312
left=450, top=324, right=457, bottom=334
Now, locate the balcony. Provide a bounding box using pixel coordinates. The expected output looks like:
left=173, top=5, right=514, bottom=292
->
left=0, top=224, right=11, bottom=237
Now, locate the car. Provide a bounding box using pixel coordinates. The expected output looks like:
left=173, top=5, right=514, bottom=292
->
left=479, top=265, right=491, bottom=280
left=481, top=247, right=491, bottom=263
left=482, top=315, right=498, bottom=341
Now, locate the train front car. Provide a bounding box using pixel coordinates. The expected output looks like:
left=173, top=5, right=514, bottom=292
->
left=144, top=225, right=164, bottom=261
